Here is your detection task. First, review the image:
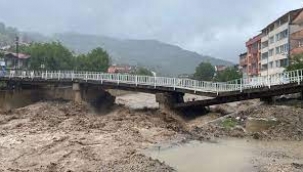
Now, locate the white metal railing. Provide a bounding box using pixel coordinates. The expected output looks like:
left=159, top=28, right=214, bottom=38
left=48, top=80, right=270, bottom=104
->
left=1, top=69, right=303, bottom=94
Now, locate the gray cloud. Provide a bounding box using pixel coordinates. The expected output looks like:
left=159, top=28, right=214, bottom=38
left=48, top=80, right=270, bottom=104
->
left=0, top=0, right=302, bottom=62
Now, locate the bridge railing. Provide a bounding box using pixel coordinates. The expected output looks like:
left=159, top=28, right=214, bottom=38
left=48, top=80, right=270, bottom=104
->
left=3, top=70, right=243, bottom=93
left=227, top=68, right=303, bottom=89
left=3, top=68, right=303, bottom=94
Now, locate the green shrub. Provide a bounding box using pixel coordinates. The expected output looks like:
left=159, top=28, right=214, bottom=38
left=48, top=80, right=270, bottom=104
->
left=221, top=118, right=237, bottom=129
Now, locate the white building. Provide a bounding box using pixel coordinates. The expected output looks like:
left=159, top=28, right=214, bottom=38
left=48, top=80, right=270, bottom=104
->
left=260, top=8, right=303, bottom=76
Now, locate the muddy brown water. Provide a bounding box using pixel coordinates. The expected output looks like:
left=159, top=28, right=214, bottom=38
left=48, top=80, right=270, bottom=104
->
left=144, top=139, right=303, bottom=172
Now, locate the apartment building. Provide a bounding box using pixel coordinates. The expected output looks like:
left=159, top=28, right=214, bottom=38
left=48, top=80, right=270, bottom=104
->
left=260, top=9, right=302, bottom=76
left=246, top=34, right=262, bottom=77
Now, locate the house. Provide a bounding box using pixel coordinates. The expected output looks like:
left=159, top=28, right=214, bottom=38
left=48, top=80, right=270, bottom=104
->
left=107, top=65, right=133, bottom=74
left=0, top=45, right=11, bottom=51
left=215, top=65, right=227, bottom=72
left=3, top=52, right=30, bottom=69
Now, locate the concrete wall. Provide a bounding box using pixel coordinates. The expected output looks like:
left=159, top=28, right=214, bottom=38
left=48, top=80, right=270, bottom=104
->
left=0, top=88, right=76, bottom=111
left=0, top=86, right=115, bottom=111
left=0, top=90, right=46, bottom=111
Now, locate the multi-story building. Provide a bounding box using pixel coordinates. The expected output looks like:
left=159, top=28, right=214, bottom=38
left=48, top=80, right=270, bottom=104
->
left=260, top=8, right=302, bottom=76
left=239, top=52, right=248, bottom=77
left=246, top=34, right=262, bottom=77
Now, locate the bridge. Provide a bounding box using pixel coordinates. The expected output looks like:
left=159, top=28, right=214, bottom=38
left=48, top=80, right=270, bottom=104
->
left=1, top=69, right=303, bottom=111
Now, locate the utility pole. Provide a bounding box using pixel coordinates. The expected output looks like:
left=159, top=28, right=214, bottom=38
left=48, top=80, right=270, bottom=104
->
left=15, top=36, right=19, bottom=69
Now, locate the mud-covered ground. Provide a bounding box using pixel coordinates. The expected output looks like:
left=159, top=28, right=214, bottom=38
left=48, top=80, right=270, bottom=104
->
left=0, top=101, right=182, bottom=172
left=0, top=93, right=303, bottom=171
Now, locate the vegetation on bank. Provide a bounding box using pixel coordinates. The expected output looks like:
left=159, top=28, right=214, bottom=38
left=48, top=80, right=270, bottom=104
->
left=193, top=62, right=215, bottom=81
left=286, top=53, right=303, bottom=71
left=193, top=62, right=241, bottom=82
left=13, top=42, right=110, bottom=72
left=134, top=67, right=153, bottom=76
left=215, top=67, right=241, bottom=82
left=221, top=118, right=238, bottom=129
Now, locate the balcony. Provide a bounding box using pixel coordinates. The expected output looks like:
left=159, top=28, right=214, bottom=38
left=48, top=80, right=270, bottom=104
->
left=240, top=59, right=247, bottom=66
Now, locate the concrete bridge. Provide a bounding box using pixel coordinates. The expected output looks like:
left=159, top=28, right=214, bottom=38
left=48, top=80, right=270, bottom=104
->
left=1, top=69, right=303, bottom=111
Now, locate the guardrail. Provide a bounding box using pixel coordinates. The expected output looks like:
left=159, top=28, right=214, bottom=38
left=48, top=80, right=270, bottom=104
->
left=1, top=69, right=303, bottom=94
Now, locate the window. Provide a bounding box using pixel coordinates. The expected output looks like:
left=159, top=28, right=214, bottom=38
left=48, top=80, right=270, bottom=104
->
left=262, top=52, right=268, bottom=60
left=280, top=59, right=288, bottom=67
left=252, top=43, right=258, bottom=51
left=276, top=44, right=288, bottom=54
left=276, top=60, right=280, bottom=67
left=276, top=29, right=288, bottom=41
left=269, top=61, right=273, bottom=68
left=269, top=49, right=274, bottom=56
left=276, top=47, right=280, bottom=54
left=269, top=36, right=275, bottom=44
left=261, top=41, right=268, bottom=49
left=262, top=64, right=268, bottom=71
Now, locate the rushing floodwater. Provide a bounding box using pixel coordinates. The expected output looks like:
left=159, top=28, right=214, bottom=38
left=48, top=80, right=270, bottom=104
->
left=144, top=139, right=303, bottom=172
left=145, top=139, right=255, bottom=172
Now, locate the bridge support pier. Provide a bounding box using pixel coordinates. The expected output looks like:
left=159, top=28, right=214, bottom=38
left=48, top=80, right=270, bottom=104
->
left=72, top=83, right=82, bottom=103
left=72, top=83, right=115, bottom=111
left=156, top=92, right=184, bottom=111
left=260, top=96, right=274, bottom=104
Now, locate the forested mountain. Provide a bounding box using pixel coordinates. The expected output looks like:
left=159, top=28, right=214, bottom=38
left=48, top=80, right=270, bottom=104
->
left=53, top=33, right=234, bottom=76
left=0, top=22, right=234, bottom=76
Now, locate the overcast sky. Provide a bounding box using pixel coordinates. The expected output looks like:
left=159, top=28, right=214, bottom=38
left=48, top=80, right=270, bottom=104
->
left=0, top=0, right=302, bottom=62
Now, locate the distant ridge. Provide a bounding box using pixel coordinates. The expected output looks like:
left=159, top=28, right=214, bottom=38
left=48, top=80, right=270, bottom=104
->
left=53, top=33, right=234, bottom=76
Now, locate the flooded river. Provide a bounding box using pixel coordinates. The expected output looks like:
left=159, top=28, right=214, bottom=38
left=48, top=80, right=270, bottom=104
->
left=144, top=139, right=303, bottom=172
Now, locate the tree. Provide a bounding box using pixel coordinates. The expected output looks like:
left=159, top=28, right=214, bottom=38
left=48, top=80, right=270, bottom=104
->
left=0, top=51, right=4, bottom=58
left=215, top=67, right=241, bottom=82
left=0, top=22, right=5, bottom=34
left=286, top=53, right=303, bottom=71
left=193, top=62, right=215, bottom=81
left=27, top=42, right=74, bottom=70
left=135, top=67, right=153, bottom=76
left=76, top=47, right=110, bottom=72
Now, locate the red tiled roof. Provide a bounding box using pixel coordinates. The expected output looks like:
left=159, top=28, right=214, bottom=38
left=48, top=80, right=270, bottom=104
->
left=246, top=34, right=262, bottom=46
left=4, top=52, right=30, bottom=59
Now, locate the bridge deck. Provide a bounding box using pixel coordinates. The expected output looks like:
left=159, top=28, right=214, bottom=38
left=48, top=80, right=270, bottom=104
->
left=175, top=82, right=303, bottom=108
left=0, top=69, right=303, bottom=105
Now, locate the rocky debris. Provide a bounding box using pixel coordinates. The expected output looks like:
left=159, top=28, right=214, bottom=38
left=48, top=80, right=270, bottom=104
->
left=0, top=101, right=181, bottom=172
left=258, top=163, right=303, bottom=172
left=194, top=103, right=303, bottom=141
